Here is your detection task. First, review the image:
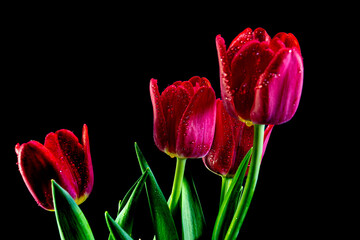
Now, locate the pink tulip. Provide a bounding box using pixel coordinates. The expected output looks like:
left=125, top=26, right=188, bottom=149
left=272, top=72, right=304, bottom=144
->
left=216, top=27, right=304, bottom=125
left=150, top=76, right=216, bottom=159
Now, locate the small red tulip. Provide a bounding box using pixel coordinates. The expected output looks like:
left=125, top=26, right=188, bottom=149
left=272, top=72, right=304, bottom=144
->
left=203, top=99, right=274, bottom=177
left=16, top=124, right=93, bottom=211
left=216, top=27, right=303, bottom=125
left=150, top=76, right=217, bottom=159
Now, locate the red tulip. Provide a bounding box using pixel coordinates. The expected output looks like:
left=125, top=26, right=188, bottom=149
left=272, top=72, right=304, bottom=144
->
left=216, top=27, right=303, bottom=125
left=16, top=124, right=93, bottom=211
left=150, top=76, right=216, bottom=159
left=203, top=99, right=274, bottom=177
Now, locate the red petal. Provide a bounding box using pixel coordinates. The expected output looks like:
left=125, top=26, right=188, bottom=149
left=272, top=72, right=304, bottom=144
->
left=79, top=124, right=93, bottom=203
left=253, top=27, right=271, bottom=43
left=230, top=123, right=254, bottom=176
left=227, top=28, right=253, bottom=62
left=263, top=125, right=274, bottom=157
left=244, top=124, right=274, bottom=175
left=251, top=48, right=304, bottom=124
left=273, top=32, right=301, bottom=52
left=216, top=35, right=238, bottom=119
left=17, top=141, right=76, bottom=210
left=231, top=41, right=274, bottom=121
left=269, top=37, right=286, bottom=53
left=150, top=79, right=168, bottom=152
left=160, top=83, right=191, bottom=155
left=189, top=76, right=211, bottom=89
left=176, top=86, right=216, bottom=158
left=44, top=128, right=92, bottom=203
left=179, top=81, right=195, bottom=97
left=203, top=99, right=238, bottom=176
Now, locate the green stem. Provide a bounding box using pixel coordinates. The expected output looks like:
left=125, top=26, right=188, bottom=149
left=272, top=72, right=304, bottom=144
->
left=224, top=124, right=264, bottom=240
left=168, top=157, right=187, bottom=214
left=220, top=177, right=232, bottom=207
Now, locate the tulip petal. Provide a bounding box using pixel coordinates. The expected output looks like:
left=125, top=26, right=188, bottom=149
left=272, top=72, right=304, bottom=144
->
left=79, top=124, right=94, bottom=203
left=216, top=35, right=238, bottom=119
left=263, top=125, right=274, bottom=157
left=230, top=124, right=254, bottom=176
left=160, top=84, right=191, bottom=155
left=150, top=79, right=168, bottom=153
left=189, top=76, right=212, bottom=89
left=176, top=86, right=216, bottom=158
left=203, top=99, right=239, bottom=176
left=251, top=48, right=304, bottom=124
left=273, top=32, right=301, bottom=52
left=227, top=28, right=253, bottom=62
left=231, top=41, right=274, bottom=120
left=17, top=141, right=76, bottom=210
left=253, top=27, right=271, bottom=43
left=45, top=128, right=92, bottom=204
left=179, top=81, right=195, bottom=97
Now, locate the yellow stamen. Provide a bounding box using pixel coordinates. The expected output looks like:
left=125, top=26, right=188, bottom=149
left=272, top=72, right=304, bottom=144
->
left=165, top=149, right=178, bottom=159
left=238, top=116, right=253, bottom=127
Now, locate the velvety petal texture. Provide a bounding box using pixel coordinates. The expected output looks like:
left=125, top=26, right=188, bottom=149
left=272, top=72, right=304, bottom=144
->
left=150, top=76, right=216, bottom=159
left=16, top=124, right=93, bottom=210
left=203, top=99, right=274, bottom=177
left=216, top=27, right=303, bottom=125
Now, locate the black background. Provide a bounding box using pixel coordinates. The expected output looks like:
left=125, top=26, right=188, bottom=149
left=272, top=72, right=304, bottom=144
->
left=3, top=3, right=344, bottom=240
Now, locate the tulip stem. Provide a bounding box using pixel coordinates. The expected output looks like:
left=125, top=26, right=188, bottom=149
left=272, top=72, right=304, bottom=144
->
left=220, top=177, right=232, bottom=207
left=224, top=124, right=264, bottom=240
left=168, top=157, right=187, bottom=214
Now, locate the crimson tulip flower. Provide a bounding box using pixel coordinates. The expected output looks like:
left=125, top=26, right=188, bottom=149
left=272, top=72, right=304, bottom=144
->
left=203, top=99, right=274, bottom=177
left=150, top=76, right=216, bottom=159
left=216, top=27, right=304, bottom=125
left=16, top=124, right=93, bottom=211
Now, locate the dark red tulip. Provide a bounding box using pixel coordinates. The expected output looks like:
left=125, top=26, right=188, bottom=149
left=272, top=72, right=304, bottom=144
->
left=203, top=99, right=274, bottom=177
left=216, top=27, right=303, bottom=125
left=16, top=124, right=93, bottom=210
left=150, top=76, right=216, bottom=159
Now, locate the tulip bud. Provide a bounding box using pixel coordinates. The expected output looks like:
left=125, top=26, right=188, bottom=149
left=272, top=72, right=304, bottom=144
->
left=203, top=99, right=274, bottom=177
left=16, top=124, right=94, bottom=210
left=150, top=76, right=217, bottom=159
left=216, top=27, right=303, bottom=125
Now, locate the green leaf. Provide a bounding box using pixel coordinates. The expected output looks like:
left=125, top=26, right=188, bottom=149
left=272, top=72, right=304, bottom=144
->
left=135, top=142, right=179, bottom=240
left=52, top=180, right=95, bottom=240
left=108, top=169, right=149, bottom=240
left=105, top=211, right=133, bottom=240
left=212, top=148, right=252, bottom=240
left=181, top=174, right=206, bottom=240
left=117, top=169, right=149, bottom=215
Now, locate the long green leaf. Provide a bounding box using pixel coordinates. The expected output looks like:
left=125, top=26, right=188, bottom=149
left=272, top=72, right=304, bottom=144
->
left=52, top=180, right=94, bottom=240
left=181, top=174, right=206, bottom=240
left=108, top=169, right=149, bottom=240
left=117, top=169, right=149, bottom=214
left=105, top=211, right=133, bottom=240
left=135, top=142, right=179, bottom=240
left=212, top=148, right=252, bottom=240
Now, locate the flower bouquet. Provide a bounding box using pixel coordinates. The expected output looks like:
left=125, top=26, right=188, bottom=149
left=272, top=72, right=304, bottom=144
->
left=16, top=27, right=303, bottom=240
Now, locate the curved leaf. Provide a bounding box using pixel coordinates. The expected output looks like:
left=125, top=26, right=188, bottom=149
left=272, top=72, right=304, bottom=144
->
left=135, top=142, right=179, bottom=240
left=181, top=175, right=206, bottom=240
left=105, top=212, right=133, bottom=240
left=52, top=180, right=94, bottom=240
left=212, top=148, right=252, bottom=239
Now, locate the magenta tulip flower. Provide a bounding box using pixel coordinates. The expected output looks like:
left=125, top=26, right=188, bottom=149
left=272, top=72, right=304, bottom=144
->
left=150, top=76, right=217, bottom=159
left=16, top=124, right=94, bottom=211
left=203, top=99, right=274, bottom=177
left=216, top=27, right=304, bottom=125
